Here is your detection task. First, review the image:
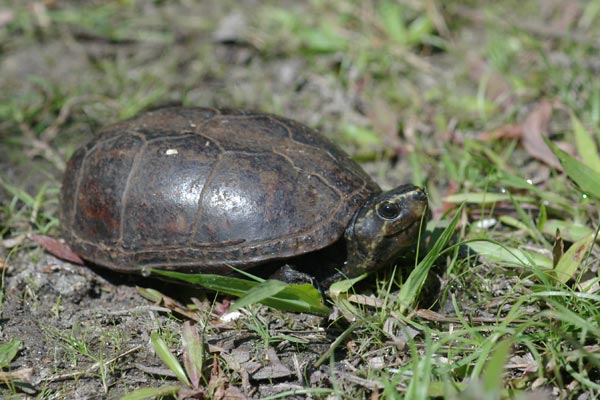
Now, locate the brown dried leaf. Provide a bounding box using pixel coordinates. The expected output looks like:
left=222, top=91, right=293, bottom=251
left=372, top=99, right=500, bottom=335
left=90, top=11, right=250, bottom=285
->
left=2, top=234, right=26, bottom=248
left=209, top=354, right=229, bottom=398
left=346, top=294, right=384, bottom=308
left=552, top=228, right=564, bottom=268
left=521, top=101, right=562, bottom=170
left=555, top=2, right=581, bottom=33
left=578, top=277, right=600, bottom=294
left=439, top=182, right=459, bottom=215
left=0, top=367, right=33, bottom=382
left=29, top=234, right=84, bottom=265
left=250, top=348, right=292, bottom=380
left=217, top=386, right=247, bottom=400
left=181, top=321, right=202, bottom=389
left=478, top=124, right=522, bottom=142
left=159, top=293, right=202, bottom=322
left=0, top=9, right=15, bottom=28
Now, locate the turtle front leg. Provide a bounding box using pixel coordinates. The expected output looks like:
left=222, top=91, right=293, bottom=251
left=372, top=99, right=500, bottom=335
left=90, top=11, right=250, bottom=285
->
left=269, top=265, right=326, bottom=298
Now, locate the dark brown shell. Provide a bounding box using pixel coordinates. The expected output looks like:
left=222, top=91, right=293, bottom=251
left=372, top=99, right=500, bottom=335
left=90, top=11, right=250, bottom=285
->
left=60, top=107, right=380, bottom=273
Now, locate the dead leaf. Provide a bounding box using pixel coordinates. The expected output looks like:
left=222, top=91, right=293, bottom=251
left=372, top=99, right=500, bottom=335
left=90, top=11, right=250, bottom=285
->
left=209, top=354, right=229, bottom=399
left=2, top=234, right=26, bottom=248
left=346, top=294, right=384, bottom=308
left=521, top=101, right=562, bottom=170
left=578, top=277, right=600, bottom=294
left=555, top=2, right=581, bottom=33
left=478, top=124, right=522, bottom=142
left=368, top=356, right=385, bottom=369
left=210, top=298, right=232, bottom=318
left=552, top=228, right=564, bottom=268
left=217, top=386, right=247, bottom=400
left=506, top=353, right=538, bottom=374
left=250, top=348, right=293, bottom=380
left=413, top=309, right=449, bottom=322
left=0, top=367, right=33, bottom=382
left=439, top=182, right=459, bottom=215
left=0, top=9, right=14, bottom=28
left=139, top=289, right=202, bottom=322
left=346, top=339, right=358, bottom=354
left=29, top=234, right=85, bottom=265
left=181, top=321, right=202, bottom=389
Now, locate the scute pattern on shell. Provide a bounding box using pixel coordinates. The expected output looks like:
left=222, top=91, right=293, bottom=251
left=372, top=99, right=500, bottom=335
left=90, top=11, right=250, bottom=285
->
left=61, top=107, right=380, bottom=273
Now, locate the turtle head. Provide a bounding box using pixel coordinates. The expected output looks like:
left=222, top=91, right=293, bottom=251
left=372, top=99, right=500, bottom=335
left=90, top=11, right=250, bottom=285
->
left=339, top=184, right=430, bottom=280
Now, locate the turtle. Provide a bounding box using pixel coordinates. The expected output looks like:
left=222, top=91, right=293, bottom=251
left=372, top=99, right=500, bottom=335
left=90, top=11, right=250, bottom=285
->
left=60, top=106, right=430, bottom=288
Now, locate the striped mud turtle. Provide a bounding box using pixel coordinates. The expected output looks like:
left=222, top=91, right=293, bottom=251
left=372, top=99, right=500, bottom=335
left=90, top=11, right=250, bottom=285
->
left=60, top=107, right=430, bottom=288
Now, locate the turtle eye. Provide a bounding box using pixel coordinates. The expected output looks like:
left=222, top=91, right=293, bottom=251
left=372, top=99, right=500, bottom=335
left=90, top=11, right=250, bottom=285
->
left=377, top=201, right=401, bottom=220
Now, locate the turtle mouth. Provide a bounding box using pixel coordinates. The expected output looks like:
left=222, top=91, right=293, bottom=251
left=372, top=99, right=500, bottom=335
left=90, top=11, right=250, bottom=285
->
left=384, top=203, right=430, bottom=239
left=403, top=219, right=420, bottom=234
left=390, top=218, right=423, bottom=246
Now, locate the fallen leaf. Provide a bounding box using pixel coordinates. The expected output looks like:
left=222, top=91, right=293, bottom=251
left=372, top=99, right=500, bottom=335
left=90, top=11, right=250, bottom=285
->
left=29, top=234, right=84, bottom=265
left=181, top=321, right=203, bottom=390
left=209, top=354, right=230, bottom=398
left=217, top=386, right=247, bottom=400
left=521, top=101, right=562, bottom=170
left=555, top=2, right=581, bottom=33
left=0, top=9, right=14, bottom=28
left=250, top=348, right=293, bottom=380
left=478, top=124, right=522, bottom=142
left=553, top=232, right=595, bottom=284
left=578, top=277, right=600, bottom=294
left=439, top=181, right=459, bottom=215
left=136, top=288, right=201, bottom=322
left=551, top=229, right=564, bottom=268
left=2, top=234, right=26, bottom=248
left=0, top=367, right=34, bottom=382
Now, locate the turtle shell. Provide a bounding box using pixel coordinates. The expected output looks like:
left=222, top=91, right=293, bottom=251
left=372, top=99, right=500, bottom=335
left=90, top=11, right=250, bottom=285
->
left=60, top=107, right=381, bottom=274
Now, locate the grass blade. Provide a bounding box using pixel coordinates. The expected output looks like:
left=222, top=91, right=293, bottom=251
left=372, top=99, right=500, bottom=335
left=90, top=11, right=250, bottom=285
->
left=150, top=332, right=190, bottom=386
left=467, top=240, right=553, bottom=269
left=120, top=385, right=181, bottom=400
left=152, top=270, right=329, bottom=315
left=545, top=138, right=600, bottom=199
left=181, top=322, right=203, bottom=389
left=397, top=204, right=463, bottom=312
left=227, top=279, right=288, bottom=314
left=0, top=339, right=20, bottom=368
left=482, top=339, right=511, bottom=395
left=553, top=233, right=595, bottom=284
left=445, top=192, right=534, bottom=204
left=571, top=112, right=600, bottom=172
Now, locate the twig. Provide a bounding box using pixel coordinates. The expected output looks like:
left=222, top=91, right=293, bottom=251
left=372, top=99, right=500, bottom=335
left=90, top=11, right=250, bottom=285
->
left=133, top=363, right=178, bottom=378
left=19, top=122, right=66, bottom=172
left=103, top=305, right=175, bottom=315
left=20, top=95, right=111, bottom=172
left=40, top=95, right=106, bottom=142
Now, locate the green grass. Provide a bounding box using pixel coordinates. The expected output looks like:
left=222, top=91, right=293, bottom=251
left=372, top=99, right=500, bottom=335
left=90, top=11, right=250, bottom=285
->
left=1, top=0, right=600, bottom=398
